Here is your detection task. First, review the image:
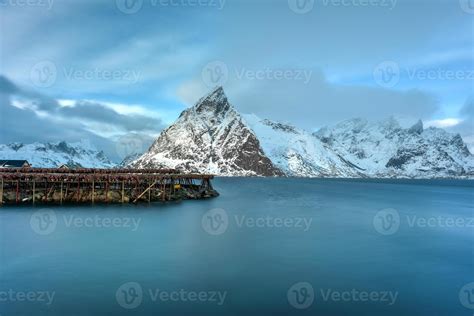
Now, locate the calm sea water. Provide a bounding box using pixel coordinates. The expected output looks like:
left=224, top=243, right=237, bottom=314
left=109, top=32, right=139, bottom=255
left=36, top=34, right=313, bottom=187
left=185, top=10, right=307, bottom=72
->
left=0, top=178, right=473, bottom=316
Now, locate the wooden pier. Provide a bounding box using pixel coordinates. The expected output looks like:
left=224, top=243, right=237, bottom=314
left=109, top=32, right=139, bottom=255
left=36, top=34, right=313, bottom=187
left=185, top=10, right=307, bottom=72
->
left=0, top=168, right=218, bottom=205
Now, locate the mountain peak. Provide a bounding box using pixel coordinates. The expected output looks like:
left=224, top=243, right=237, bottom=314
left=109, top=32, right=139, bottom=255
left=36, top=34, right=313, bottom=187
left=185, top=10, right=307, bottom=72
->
left=408, top=119, right=424, bottom=134
left=194, top=86, right=231, bottom=115
left=210, top=85, right=225, bottom=95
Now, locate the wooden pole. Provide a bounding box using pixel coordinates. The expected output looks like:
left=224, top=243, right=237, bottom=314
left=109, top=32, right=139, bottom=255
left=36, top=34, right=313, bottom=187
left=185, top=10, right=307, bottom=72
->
left=121, top=180, right=125, bottom=204
left=168, top=179, right=172, bottom=201
left=16, top=180, right=19, bottom=204
left=60, top=181, right=63, bottom=205
left=162, top=180, right=165, bottom=202
left=148, top=180, right=151, bottom=203
left=105, top=180, right=109, bottom=204
left=32, top=180, right=36, bottom=205
left=77, top=180, right=80, bottom=203
left=0, top=178, right=3, bottom=206
left=92, top=180, right=95, bottom=204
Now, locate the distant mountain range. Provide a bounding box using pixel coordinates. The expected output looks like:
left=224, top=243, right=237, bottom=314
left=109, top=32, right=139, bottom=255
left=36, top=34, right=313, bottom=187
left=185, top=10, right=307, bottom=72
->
left=0, top=140, right=115, bottom=168
left=130, top=87, right=474, bottom=178
left=1, top=87, right=472, bottom=178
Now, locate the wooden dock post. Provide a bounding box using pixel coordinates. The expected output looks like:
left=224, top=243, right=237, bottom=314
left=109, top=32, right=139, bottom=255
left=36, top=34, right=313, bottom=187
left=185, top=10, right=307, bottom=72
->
left=0, top=178, right=3, bottom=206
left=32, top=180, right=36, bottom=205
left=161, top=180, right=165, bottom=202
left=60, top=181, right=63, bottom=205
left=121, top=180, right=125, bottom=204
left=92, top=180, right=95, bottom=204
left=148, top=180, right=151, bottom=203
left=105, top=179, right=109, bottom=204
left=168, top=179, right=172, bottom=201
left=16, top=180, right=19, bottom=204
left=77, top=180, right=81, bottom=203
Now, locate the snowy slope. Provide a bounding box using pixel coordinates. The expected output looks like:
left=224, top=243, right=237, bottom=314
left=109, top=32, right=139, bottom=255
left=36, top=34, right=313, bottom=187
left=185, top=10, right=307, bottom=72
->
left=0, top=140, right=116, bottom=168
left=242, top=115, right=364, bottom=177
left=314, top=118, right=474, bottom=178
left=131, top=87, right=283, bottom=176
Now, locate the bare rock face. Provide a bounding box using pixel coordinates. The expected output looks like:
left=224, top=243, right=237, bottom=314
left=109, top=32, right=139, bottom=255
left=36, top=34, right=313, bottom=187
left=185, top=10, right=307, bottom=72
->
left=131, top=87, right=284, bottom=176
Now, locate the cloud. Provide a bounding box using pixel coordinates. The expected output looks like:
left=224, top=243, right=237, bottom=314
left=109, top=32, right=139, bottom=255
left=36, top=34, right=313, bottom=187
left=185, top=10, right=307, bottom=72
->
left=443, top=97, right=474, bottom=152
left=449, top=97, right=474, bottom=134
left=426, top=118, right=462, bottom=129
left=56, top=101, right=164, bottom=133
left=0, top=76, right=165, bottom=162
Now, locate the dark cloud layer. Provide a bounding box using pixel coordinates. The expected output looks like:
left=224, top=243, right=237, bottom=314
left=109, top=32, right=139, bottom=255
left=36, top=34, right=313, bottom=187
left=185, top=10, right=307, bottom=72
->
left=230, top=71, right=439, bottom=129
left=57, top=101, right=163, bottom=132
left=449, top=97, right=474, bottom=138
left=0, top=76, right=164, bottom=162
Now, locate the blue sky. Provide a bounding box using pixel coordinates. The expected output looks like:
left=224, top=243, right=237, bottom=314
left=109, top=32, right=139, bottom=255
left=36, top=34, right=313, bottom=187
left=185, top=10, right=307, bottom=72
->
left=0, top=0, right=473, bottom=160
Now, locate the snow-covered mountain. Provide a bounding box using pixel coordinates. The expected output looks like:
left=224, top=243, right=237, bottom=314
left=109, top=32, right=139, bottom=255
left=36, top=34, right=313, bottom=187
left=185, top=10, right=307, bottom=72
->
left=131, top=87, right=283, bottom=176
left=0, top=140, right=116, bottom=168
left=130, top=87, right=474, bottom=178
left=242, top=115, right=365, bottom=177
left=314, top=118, right=474, bottom=178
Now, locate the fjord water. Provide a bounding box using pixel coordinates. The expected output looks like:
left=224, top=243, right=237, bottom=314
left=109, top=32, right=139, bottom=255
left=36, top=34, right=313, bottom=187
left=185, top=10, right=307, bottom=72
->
left=0, top=178, right=473, bottom=316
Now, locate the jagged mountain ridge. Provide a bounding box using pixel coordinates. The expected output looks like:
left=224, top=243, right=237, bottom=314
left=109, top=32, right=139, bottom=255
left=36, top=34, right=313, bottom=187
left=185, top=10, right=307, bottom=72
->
left=0, top=140, right=116, bottom=168
left=314, top=118, right=474, bottom=178
left=130, top=87, right=474, bottom=178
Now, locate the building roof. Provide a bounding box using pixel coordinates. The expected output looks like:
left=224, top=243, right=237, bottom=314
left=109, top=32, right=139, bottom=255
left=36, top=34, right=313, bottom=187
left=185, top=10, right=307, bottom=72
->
left=0, top=160, right=31, bottom=168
